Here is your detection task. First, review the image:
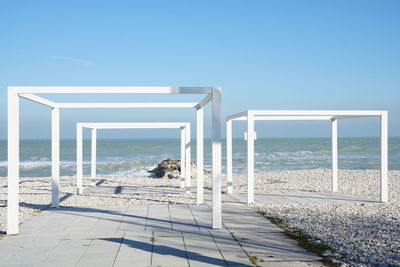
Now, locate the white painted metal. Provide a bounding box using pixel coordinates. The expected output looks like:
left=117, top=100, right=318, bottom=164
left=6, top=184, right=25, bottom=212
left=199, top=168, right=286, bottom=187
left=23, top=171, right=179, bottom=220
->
left=77, top=125, right=83, bottom=195
left=226, top=120, right=233, bottom=194
left=232, top=116, right=334, bottom=121
left=180, top=127, right=186, bottom=189
left=331, top=119, right=338, bottom=192
left=91, top=129, right=97, bottom=186
left=380, top=111, right=388, bottom=203
left=196, top=107, right=204, bottom=204
left=19, top=93, right=56, bottom=108
left=212, top=87, right=222, bottom=229
left=81, top=122, right=190, bottom=129
left=333, top=115, right=378, bottom=120
left=51, top=108, right=60, bottom=207
left=185, top=123, right=191, bottom=194
left=247, top=111, right=255, bottom=204
left=57, top=102, right=198, bottom=109
left=7, top=89, right=19, bottom=235
left=11, top=86, right=214, bottom=94
left=196, top=94, right=212, bottom=109
left=7, top=86, right=221, bottom=234
left=78, top=122, right=191, bottom=195
left=244, top=131, right=257, bottom=140
left=248, top=110, right=383, bottom=116
left=226, top=111, right=248, bottom=121
left=226, top=110, right=389, bottom=204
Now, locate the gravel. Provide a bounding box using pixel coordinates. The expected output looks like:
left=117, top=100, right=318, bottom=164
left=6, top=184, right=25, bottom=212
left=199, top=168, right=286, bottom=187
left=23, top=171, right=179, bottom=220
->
left=1, top=169, right=399, bottom=266
left=234, top=169, right=400, bottom=266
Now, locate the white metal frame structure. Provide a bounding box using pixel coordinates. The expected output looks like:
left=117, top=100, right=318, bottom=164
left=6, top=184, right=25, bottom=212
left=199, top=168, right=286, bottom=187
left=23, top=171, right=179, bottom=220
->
left=7, top=86, right=222, bottom=235
left=76, top=122, right=192, bottom=196
left=226, top=110, right=388, bottom=204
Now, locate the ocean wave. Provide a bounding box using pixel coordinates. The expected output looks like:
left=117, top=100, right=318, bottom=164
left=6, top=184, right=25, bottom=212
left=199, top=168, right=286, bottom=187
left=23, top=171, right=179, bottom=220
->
left=315, top=149, right=330, bottom=154
left=340, top=146, right=363, bottom=151
left=0, top=160, right=156, bottom=170
left=233, top=151, right=329, bottom=160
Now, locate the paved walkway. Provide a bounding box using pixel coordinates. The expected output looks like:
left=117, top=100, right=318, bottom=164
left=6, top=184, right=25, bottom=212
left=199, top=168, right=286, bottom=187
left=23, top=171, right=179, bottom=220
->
left=0, top=187, right=326, bottom=267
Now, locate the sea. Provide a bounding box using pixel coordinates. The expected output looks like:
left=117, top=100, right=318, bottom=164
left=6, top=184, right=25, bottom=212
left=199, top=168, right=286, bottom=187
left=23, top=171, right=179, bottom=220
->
left=0, top=138, right=399, bottom=177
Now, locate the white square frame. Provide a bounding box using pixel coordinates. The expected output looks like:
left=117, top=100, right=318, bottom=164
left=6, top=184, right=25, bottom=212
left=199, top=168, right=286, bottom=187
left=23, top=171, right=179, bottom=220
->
left=226, top=110, right=388, bottom=204
left=77, top=122, right=192, bottom=196
left=7, top=86, right=222, bottom=235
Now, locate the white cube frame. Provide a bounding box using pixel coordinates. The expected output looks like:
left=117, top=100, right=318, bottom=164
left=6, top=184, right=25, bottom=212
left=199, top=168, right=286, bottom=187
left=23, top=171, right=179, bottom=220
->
left=226, top=110, right=388, bottom=204
left=7, top=86, right=222, bottom=235
left=76, top=122, right=193, bottom=196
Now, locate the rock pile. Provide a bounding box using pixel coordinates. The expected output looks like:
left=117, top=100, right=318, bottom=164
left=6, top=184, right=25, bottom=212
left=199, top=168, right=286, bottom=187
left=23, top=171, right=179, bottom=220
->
left=149, top=158, right=208, bottom=178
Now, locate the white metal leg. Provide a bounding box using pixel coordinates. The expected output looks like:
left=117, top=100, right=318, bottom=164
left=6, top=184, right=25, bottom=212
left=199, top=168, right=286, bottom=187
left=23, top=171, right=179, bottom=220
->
left=247, top=112, right=255, bottom=204
left=51, top=108, right=60, bottom=207
left=196, top=107, right=204, bottom=204
left=77, top=125, right=83, bottom=194
left=380, top=111, right=388, bottom=203
left=227, top=120, right=233, bottom=194
left=331, top=119, right=338, bottom=192
left=7, top=89, right=19, bottom=235
left=91, top=128, right=97, bottom=186
left=180, top=127, right=186, bottom=188
left=212, top=88, right=222, bottom=229
left=185, top=123, right=191, bottom=194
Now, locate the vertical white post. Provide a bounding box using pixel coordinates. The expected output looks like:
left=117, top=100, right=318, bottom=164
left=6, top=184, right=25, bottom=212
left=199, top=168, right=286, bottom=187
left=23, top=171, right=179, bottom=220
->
left=91, top=128, right=97, bottom=186
left=51, top=108, right=60, bottom=208
left=331, top=119, right=338, bottom=192
left=185, top=123, right=191, bottom=194
left=247, top=111, right=255, bottom=204
left=196, top=107, right=204, bottom=204
left=380, top=111, right=388, bottom=203
left=77, top=125, right=83, bottom=194
left=226, top=119, right=233, bottom=194
left=212, top=88, right=222, bottom=229
left=7, top=88, right=19, bottom=235
left=180, top=127, right=186, bottom=188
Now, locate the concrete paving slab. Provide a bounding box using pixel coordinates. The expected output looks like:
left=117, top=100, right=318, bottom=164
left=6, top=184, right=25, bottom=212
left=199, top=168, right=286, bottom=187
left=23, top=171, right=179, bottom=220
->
left=113, top=232, right=153, bottom=267
left=169, top=204, right=200, bottom=232
left=1, top=186, right=336, bottom=267
left=187, top=205, right=213, bottom=231
left=76, top=234, right=123, bottom=267
left=151, top=231, right=189, bottom=267
left=183, top=232, right=228, bottom=267
left=209, top=231, right=253, bottom=266
left=118, top=205, right=148, bottom=233
left=146, top=204, right=173, bottom=232
left=232, top=232, right=321, bottom=262
left=258, top=260, right=324, bottom=267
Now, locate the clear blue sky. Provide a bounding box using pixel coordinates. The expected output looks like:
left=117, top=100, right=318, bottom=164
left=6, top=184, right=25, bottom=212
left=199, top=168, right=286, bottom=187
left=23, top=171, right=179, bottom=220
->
left=0, top=0, right=399, bottom=139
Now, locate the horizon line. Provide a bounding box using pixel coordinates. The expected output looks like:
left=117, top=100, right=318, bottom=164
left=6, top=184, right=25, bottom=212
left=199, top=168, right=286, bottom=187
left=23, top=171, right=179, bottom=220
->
left=0, top=136, right=399, bottom=141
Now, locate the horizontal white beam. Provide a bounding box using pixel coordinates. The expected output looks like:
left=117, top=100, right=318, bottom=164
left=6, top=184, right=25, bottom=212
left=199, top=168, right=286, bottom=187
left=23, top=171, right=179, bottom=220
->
left=333, top=115, right=379, bottom=120
left=56, top=102, right=198, bottom=109
left=248, top=110, right=384, bottom=116
left=78, top=122, right=188, bottom=129
left=231, top=115, right=334, bottom=121
left=19, top=94, right=56, bottom=108
left=196, top=94, right=212, bottom=109
left=226, top=111, right=248, bottom=121
left=10, top=86, right=213, bottom=94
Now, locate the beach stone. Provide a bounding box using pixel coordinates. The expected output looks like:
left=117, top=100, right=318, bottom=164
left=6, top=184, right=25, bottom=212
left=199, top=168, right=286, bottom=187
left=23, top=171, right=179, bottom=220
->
left=149, top=158, right=210, bottom=178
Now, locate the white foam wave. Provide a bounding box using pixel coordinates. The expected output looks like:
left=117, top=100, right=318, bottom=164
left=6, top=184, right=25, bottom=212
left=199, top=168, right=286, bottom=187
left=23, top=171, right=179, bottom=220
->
left=233, top=151, right=330, bottom=161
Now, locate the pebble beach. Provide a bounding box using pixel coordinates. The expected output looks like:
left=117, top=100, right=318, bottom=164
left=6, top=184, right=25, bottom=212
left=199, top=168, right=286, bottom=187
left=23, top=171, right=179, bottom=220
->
left=1, top=169, right=399, bottom=266
left=231, top=169, right=400, bottom=266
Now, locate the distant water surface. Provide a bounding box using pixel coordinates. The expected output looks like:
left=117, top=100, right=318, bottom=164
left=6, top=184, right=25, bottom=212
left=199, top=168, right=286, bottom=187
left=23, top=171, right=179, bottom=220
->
left=0, top=138, right=399, bottom=177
